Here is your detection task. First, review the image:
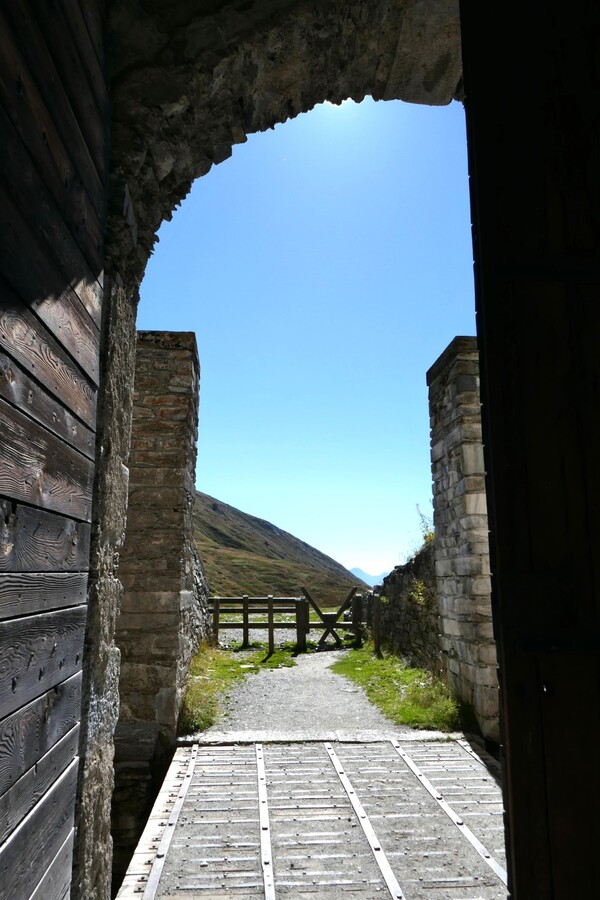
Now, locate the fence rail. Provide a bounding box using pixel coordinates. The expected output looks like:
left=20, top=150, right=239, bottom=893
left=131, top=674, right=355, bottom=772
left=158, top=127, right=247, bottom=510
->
left=208, top=590, right=366, bottom=655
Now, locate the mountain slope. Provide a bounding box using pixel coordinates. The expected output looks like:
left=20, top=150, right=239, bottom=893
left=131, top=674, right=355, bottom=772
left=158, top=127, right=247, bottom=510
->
left=350, top=567, right=390, bottom=587
left=193, top=491, right=368, bottom=607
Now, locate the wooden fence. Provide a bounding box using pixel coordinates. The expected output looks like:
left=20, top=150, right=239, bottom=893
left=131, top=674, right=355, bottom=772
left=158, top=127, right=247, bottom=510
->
left=209, top=588, right=365, bottom=655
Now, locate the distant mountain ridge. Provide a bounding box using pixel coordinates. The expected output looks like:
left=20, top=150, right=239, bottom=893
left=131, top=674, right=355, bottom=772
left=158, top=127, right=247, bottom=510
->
left=350, top=567, right=390, bottom=587
left=193, top=491, right=368, bottom=606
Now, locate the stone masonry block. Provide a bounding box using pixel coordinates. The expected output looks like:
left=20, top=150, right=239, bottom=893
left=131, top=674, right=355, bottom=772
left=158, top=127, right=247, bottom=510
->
left=463, top=492, right=488, bottom=516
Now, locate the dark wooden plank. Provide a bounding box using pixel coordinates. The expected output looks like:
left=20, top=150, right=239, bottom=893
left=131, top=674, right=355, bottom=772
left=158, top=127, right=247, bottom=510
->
left=25, top=0, right=107, bottom=180
left=0, top=106, right=102, bottom=325
left=0, top=99, right=103, bottom=280
left=461, top=3, right=600, bottom=895
left=0, top=758, right=78, bottom=900
left=78, top=1, right=105, bottom=69
left=0, top=725, right=79, bottom=843
left=29, top=829, right=74, bottom=900
left=0, top=7, right=104, bottom=216
left=0, top=572, right=88, bottom=619
left=0, top=291, right=97, bottom=429
left=0, top=183, right=100, bottom=384
left=0, top=672, right=81, bottom=799
left=0, top=501, right=91, bottom=574
left=0, top=399, right=94, bottom=522
left=0, top=606, right=86, bottom=720
left=0, top=351, right=95, bottom=459
left=60, top=0, right=109, bottom=114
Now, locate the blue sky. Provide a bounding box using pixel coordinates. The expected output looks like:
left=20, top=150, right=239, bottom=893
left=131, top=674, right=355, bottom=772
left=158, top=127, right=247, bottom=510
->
left=138, top=97, right=476, bottom=575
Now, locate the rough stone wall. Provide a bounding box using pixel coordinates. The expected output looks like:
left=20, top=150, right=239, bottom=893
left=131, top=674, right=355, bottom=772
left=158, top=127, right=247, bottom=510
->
left=111, top=331, right=209, bottom=888
left=377, top=542, right=441, bottom=672
left=73, top=278, right=137, bottom=900
left=427, top=337, right=498, bottom=741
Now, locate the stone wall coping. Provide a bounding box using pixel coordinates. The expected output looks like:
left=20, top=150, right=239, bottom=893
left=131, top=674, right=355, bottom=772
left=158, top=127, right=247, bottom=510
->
left=136, top=330, right=200, bottom=363
left=426, top=336, right=479, bottom=386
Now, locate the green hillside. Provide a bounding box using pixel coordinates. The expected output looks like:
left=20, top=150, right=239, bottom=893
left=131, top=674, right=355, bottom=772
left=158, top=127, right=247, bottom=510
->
left=193, top=491, right=368, bottom=607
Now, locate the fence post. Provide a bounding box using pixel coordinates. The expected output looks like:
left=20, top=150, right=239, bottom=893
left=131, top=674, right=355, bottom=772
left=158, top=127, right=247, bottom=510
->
left=212, top=597, right=220, bottom=644
left=267, top=594, right=274, bottom=657
left=352, top=593, right=363, bottom=647
left=242, top=594, right=249, bottom=648
left=296, top=597, right=308, bottom=653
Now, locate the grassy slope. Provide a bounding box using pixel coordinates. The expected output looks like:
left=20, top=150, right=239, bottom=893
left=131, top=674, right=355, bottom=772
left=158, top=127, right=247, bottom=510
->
left=193, top=490, right=368, bottom=607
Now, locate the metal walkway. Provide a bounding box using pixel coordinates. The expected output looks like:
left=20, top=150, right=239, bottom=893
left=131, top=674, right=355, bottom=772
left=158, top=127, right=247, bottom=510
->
left=117, top=735, right=507, bottom=899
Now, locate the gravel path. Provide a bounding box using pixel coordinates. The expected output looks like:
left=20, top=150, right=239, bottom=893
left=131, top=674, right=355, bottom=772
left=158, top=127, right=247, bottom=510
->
left=197, top=648, right=418, bottom=738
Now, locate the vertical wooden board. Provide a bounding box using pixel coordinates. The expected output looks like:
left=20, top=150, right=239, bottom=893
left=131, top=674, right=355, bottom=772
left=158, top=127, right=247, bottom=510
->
left=0, top=502, right=91, bottom=573
left=0, top=725, right=79, bottom=843
left=0, top=352, right=95, bottom=458
left=0, top=758, right=78, bottom=900
left=0, top=671, right=82, bottom=798
left=0, top=297, right=97, bottom=429
left=29, top=829, right=74, bottom=900
left=0, top=400, right=94, bottom=522
left=0, top=572, right=88, bottom=619
left=0, top=607, right=86, bottom=720
left=540, top=653, right=600, bottom=898
left=0, top=8, right=103, bottom=212
left=460, top=4, right=600, bottom=898
left=25, top=0, right=107, bottom=179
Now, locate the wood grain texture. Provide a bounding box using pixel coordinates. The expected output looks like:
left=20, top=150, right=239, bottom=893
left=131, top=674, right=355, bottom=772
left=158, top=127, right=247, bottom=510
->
left=0, top=758, right=77, bottom=900
left=0, top=293, right=97, bottom=429
left=0, top=351, right=95, bottom=458
left=77, top=0, right=105, bottom=69
left=0, top=671, right=81, bottom=798
left=0, top=43, right=103, bottom=270
left=0, top=400, right=94, bottom=521
left=0, top=6, right=103, bottom=211
left=0, top=502, right=91, bottom=574
left=0, top=184, right=100, bottom=384
left=29, top=829, right=74, bottom=900
left=59, top=0, right=108, bottom=114
left=0, top=102, right=103, bottom=292
left=27, top=0, right=107, bottom=180
left=0, top=725, right=79, bottom=843
left=0, top=572, right=88, bottom=619
left=0, top=606, right=86, bottom=720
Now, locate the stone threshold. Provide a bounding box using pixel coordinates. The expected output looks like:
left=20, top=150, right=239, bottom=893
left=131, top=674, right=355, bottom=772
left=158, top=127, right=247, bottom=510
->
left=178, top=728, right=464, bottom=745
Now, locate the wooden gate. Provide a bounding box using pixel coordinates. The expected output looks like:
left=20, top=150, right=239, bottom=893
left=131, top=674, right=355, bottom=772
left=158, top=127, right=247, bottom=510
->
left=209, top=588, right=365, bottom=655
left=301, top=586, right=364, bottom=649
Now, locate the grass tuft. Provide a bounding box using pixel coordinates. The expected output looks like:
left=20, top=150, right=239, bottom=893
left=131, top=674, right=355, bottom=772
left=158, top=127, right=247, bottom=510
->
left=329, top=643, right=466, bottom=732
left=178, top=640, right=297, bottom=735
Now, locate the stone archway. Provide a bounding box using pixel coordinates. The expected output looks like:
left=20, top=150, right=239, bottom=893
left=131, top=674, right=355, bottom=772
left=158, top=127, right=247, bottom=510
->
left=77, top=3, right=463, bottom=894
left=105, top=0, right=461, bottom=283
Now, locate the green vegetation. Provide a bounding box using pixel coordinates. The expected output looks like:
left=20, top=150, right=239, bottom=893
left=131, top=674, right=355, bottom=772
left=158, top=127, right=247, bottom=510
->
left=416, top=503, right=435, bottom=547
left=180, top=639, right=468, bottom=737
left=178, top=640, right=297, bottom=735
left=330, top=644, right=465, bottom=732
left=193, top=490, right=367, bottom=606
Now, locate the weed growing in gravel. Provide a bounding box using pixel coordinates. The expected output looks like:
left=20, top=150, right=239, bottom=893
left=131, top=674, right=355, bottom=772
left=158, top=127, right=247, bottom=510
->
left=329, top=644, right=465, bottom=732
left=178, top=641, right=297, bottom=735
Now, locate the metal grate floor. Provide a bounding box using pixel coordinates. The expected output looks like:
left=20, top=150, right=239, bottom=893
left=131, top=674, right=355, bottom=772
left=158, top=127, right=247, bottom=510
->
left=117, top=737, right=507, bottom=899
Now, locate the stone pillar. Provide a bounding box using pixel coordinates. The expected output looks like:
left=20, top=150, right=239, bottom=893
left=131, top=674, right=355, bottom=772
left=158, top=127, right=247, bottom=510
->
left=111, top=331, right=209, bottom=887
left=427, top=337, right=498, bottom=741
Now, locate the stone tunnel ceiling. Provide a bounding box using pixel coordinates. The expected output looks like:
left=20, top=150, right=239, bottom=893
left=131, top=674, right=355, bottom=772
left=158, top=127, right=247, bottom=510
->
left=106, top=0, right=462, bottom=285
